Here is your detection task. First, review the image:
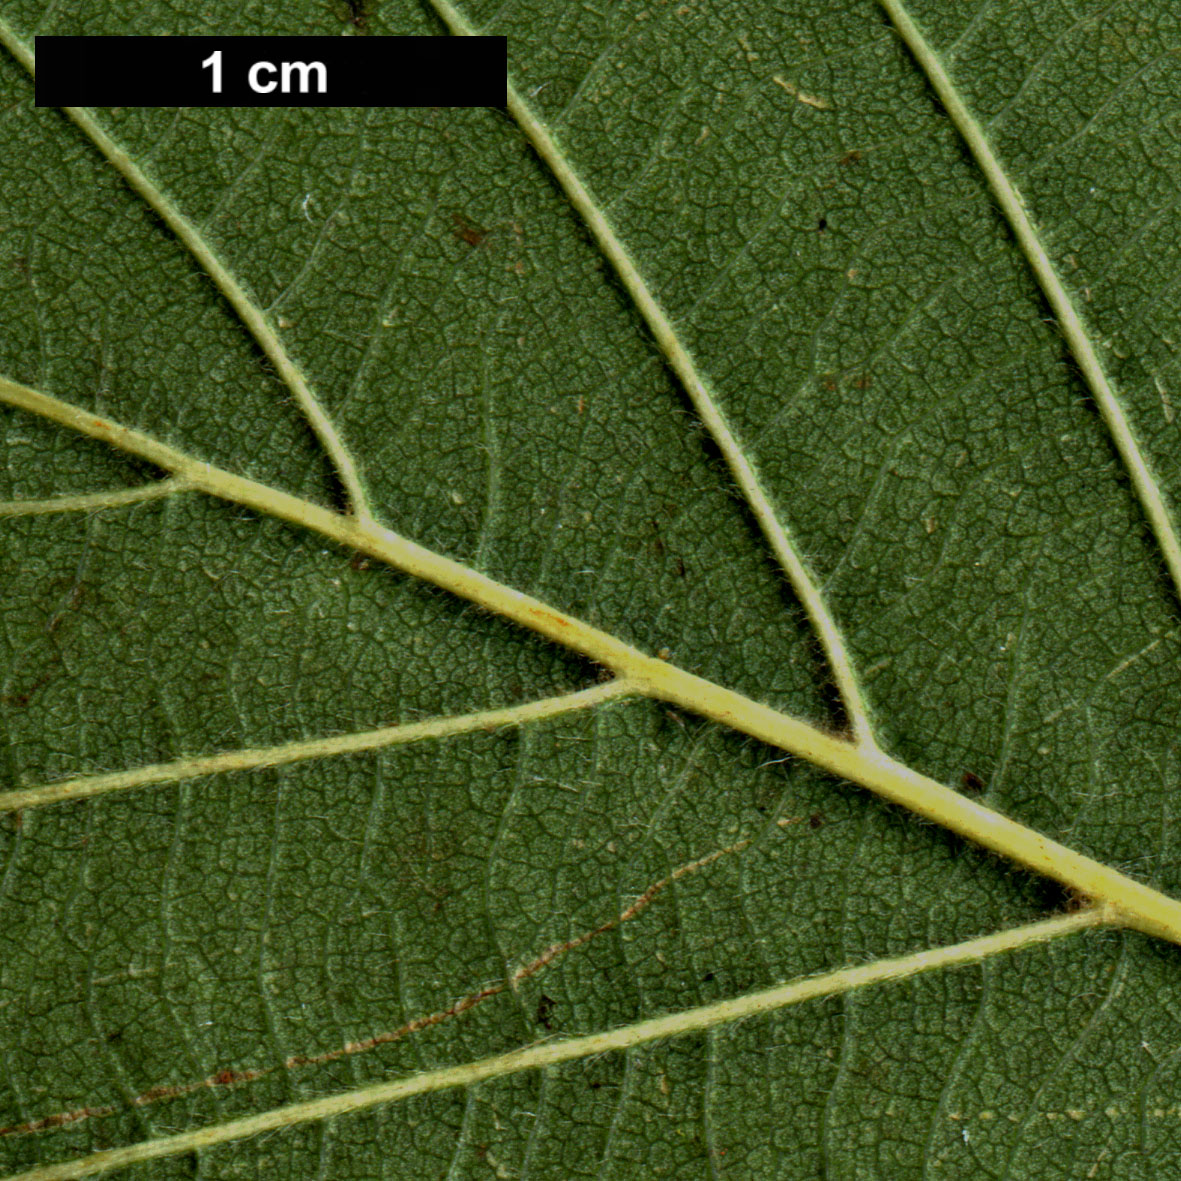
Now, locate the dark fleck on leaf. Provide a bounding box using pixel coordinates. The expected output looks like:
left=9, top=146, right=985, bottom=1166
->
left=451, top=212, right=488, bottom=248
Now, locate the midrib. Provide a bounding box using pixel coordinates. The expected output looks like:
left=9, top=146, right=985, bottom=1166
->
left=0, top=10, right=1179, bottom=1175
left=3, top=370, right=1181, bottom=950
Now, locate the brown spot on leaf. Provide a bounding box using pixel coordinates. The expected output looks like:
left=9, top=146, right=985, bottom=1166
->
left=451, top=212, right=488, bottom=248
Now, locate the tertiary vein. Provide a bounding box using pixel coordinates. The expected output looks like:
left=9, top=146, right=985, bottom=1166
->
left=3, top=370, right=1181, bottom=950
left=0, top=833, right=754, bottom=1139
left=1, top=19, right=1179, bottom=1166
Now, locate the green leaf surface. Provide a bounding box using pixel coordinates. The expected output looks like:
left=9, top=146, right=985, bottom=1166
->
left=1, top=1, right=1179, bottom=1178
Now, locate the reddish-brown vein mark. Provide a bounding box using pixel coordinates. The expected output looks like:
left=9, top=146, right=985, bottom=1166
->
left=0, top=985, right=511, bottom=1138
left=511, top=838, right=753, bottom=982
left=0, top=835, right=767, bottom=1138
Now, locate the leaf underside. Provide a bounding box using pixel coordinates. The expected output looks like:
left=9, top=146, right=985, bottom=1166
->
left=1, top=1, right=1180, bottom=1179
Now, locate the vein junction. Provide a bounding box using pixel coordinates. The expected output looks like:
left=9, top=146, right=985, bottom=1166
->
left=424, top=0, right=877, bottom=747
left=1, top=23, right=1179, bottom=1170
left=0, top=476, right=190, bottom=517
left=0, top=681, right=633, bottom=812
left=0, top=908, right=1111, bottom=1181
left=0, top=18, right=374, bottom=523
left=3, top=370, right=1181, bottom=953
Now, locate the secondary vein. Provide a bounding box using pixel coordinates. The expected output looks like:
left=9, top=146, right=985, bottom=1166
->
left=0, top=681, right=635, bottom=813
left=878, top=0, right=1181, bottom=605
left=0, top=19, right=375, bottom=523
left=0, top=908, right=1112, bottom=1181
left=4, top=371, right=1181, bottom=948
left=426, top=0, right=877, bottom=748
left=0, top=476, right=191, bottom=517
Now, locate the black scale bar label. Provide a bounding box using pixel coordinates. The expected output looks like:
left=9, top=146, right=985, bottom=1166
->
left=35, top=36, right=506, bottom=107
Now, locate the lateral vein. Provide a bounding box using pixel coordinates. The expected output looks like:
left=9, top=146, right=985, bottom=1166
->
left=426, top=0, right=876, bottom=747
left=0, top=908, right=1112, bottom=1181
left=878, top=0, right=1181, bottom=604
left=0, top=476, right=191, bottom=518
left=0, top=681, right=634, bottom=813
left=4, top=372, right=1181, bottom=947
left=0, top=20, right=374, bottom=522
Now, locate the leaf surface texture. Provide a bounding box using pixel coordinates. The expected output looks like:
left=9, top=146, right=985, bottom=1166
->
left=0, top=1, right=1180, bottom=1178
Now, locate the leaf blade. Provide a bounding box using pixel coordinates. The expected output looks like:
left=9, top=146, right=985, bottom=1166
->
left=2, top=1, right=1180, bottom=1175
left=879, top=0, right=1181, bottom=602
left=0, top=909, right=1112, bottom=1181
